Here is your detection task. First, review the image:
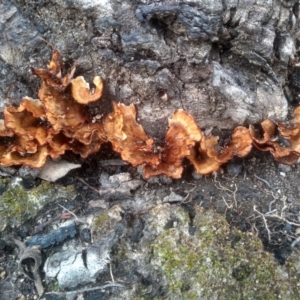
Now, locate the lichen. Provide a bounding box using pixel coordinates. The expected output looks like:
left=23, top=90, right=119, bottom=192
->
left=0, top=177, right=75, bottom=228
left=90, top=205, right=123, bottom=240
left=151, top=206, right=299, bottom=299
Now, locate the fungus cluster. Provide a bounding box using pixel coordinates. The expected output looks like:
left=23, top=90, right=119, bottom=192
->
left=0, top=51, right=300, bottom=179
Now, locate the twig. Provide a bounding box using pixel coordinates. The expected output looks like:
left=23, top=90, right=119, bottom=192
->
left=254, top=174, right=272, bottom=189
left=75, top=176, right=100, bottom=194
left=105, top=259, right=115, bottom=284
left=99, top=159, right=128, bottom=166
left=181, top=186, right=197, bottom=204
left=45, top=283, right=125, bottom=297
left=253, top=205, right=271, bottom=242
left=264, top=213, right=300, bottom=227
left=33, top=212, right=72, bottom=234
left=268, top=199, right=276, bottom=213
left=232, top=184, right=238, bottom=208
left=222, top=196, right=232, bottom=209
left=213, top=179, right=235, bottom=193
left=58, top=204, right=85, bottom=224
left=291, top=236, right=300, bottom=248
left=214, top=179, right=238, bottom=208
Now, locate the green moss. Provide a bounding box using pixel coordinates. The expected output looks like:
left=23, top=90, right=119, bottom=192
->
left=92, top=213, right=109, bottom=231
left=46, top=279, right=59, bottom=292
left=0, top=178, right=11, bottom=185
left=151, top=206, right=299, bottom=299
left=90, top=213, right=111, bottom=240
left=0, top=178, right=75, bottom=227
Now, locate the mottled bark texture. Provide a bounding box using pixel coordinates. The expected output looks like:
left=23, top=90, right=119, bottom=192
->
left=0, top=0, right=299, bottom=140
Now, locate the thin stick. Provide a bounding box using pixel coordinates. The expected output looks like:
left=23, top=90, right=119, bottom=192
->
left=109, top=260, right=115, bottom=284
left=268, top=200, right=276, bottom=213
left=254, top=174, right=271, bottom=189
left=45, top=283, right=125, bottom=297
left=291, top=236, right=300, bottom=248
left=182, top=186, right=196, bottom=204
left=222, top=196, right=232, bottom=209
left=264, top=213, right=300, bottom=227
left=58, top=204, right=85, bottom=224
left=75, top=176, right=100, bottom=194
left=253, top=205, right=271, bottom=242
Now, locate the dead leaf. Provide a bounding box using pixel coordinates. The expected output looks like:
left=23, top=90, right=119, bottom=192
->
left=38, top=158, right=81, bottom=182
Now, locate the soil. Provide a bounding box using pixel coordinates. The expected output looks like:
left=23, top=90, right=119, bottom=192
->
left=1, top=144, right=300, bottom=299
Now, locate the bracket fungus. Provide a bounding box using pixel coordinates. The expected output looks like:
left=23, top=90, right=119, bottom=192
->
left=188, top=127, right=253, bottom=175
left=0, top=50, right=300, bottom=178
left=31, top=50, right=76, bottom=92
left=249, top=108, right=300, bottom=165
left=71, top=76, right=103, bottom=104
left=143, top=110, right=202, bottom=178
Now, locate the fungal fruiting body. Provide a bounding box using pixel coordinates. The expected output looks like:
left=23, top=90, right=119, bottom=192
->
left=0, top=51, right=299, bottom=178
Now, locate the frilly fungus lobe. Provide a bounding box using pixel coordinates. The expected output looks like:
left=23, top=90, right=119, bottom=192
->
left=0, top=50, right=299, bottom=178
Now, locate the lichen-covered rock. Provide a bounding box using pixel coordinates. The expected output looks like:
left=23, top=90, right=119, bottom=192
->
left=0, top=177, right=76, bottom=229
left=88, top=202, right=300, bottom=299
left=150, top=206, right=299, bottom=299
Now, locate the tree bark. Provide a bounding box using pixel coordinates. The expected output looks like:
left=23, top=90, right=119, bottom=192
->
left=0, top=0, right=299, bottom=140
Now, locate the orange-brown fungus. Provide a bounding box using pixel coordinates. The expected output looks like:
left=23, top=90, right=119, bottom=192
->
left=188, top=127, right=252, bottom=175
left=1, top=50, right=300, bottom=177
left=71, top=76, right=103, bottom=104
left=249, top=111, right=300, bottom=165
left=103, top=102, right=159, bottom=167
left=144, top=110, right=202, bottom=178
left=32, top=50, right=76, bottom=91
left=0, top=50, right=105, bottom=168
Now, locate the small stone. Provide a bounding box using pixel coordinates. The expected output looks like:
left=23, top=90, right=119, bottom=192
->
left=147, top=177, right=160, bottom=184
left=163, top=192, right=183, bottom=203
left=278, top=164, right=291, bottom=172
left=280, top=172, right=286, bottom=177
left=192, top=172, right=203, bottom=180
left=0, top=270, right=6, bottom=279
left=283, top=223, right=292, bottom=233
left=80, top=228, right=92, bottom=243
left=189, top=226, right=197, bottom=236
left=131, top=218, right=144, bottom=243
left=18, top=166, right=41, bottom=179
left=159, top=175, right=172, bottom=185
left=225, top=162, right=243, bottom=177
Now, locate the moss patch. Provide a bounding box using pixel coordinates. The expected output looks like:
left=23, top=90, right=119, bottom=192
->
left=151, top=206, right=299, bottom=299
left=0, top=177, right=75, bottom=228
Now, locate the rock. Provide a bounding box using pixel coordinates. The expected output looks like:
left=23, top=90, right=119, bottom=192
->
left=38, top=159, right=81, bottom=182
left=278, top=164, right=292, bottom=172
left=88, top=203, right=300, bottom=299
left=98, top=172, right=143, bottom=200
left=163, top=191, right=184, bottom=203
left=130, top=218, right=144, bottom=243
left=44, top=233, right=118, bottom=289
left=0, top=177, right=76, bottom=228
left=25, top=221, right=77, bottom=249
left=80, top=228, right=92, bottom=243
left=18, top=166, right=41, bottom=180
left=226, top=162, right=243, bottom=177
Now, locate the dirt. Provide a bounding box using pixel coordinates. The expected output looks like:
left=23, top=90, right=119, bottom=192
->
left=1, top=145, right=300, bottom=299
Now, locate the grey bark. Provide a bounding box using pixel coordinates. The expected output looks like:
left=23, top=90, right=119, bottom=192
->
left=0, top=0, right=299, bottom=140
